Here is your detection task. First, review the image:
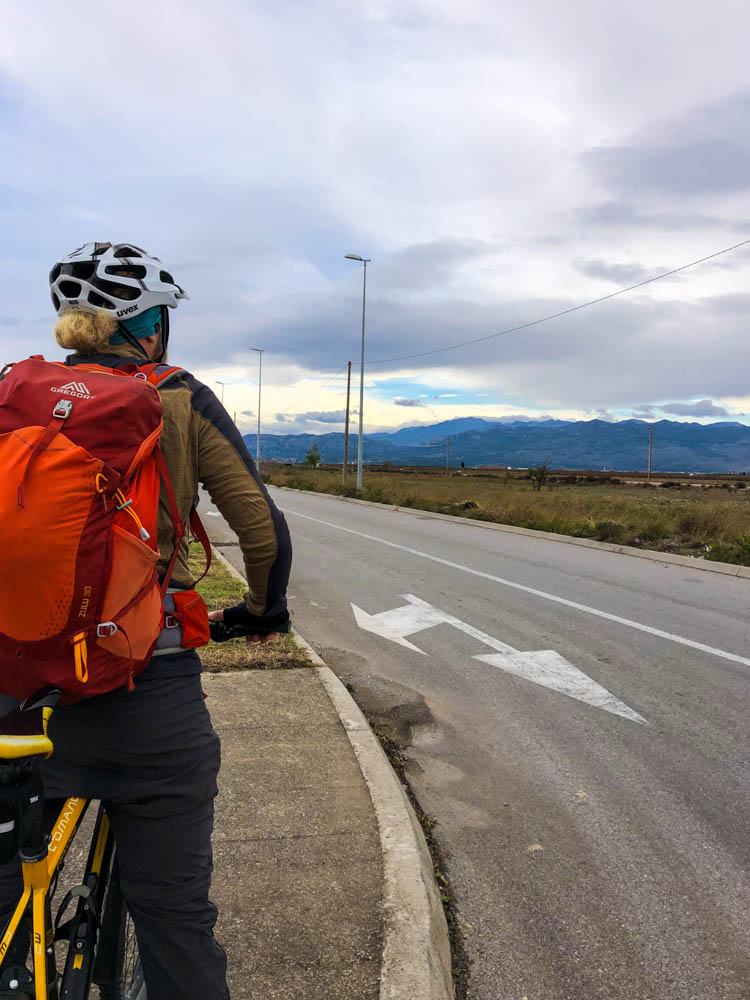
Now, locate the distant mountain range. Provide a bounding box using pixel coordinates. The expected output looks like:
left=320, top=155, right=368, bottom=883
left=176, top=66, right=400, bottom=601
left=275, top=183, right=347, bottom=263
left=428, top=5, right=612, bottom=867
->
left=244, top=417, right=750, bottom=473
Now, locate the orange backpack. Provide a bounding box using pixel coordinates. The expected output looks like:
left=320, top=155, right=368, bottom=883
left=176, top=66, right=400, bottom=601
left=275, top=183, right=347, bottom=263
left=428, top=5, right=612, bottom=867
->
left=0, top=356, right=211, bottom=704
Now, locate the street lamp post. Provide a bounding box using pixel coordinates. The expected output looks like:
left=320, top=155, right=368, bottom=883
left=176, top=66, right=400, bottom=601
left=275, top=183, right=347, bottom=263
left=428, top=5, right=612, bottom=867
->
left=249, top=347, right=263, bottom=465
left=215, top=381, right=225, bottom=405
left=344, top=254, right=371, bottom=489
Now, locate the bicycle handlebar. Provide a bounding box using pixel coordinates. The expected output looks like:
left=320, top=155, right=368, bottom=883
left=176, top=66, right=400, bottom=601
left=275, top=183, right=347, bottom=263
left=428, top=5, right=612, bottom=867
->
left=209, top=620, right=267, bottom=643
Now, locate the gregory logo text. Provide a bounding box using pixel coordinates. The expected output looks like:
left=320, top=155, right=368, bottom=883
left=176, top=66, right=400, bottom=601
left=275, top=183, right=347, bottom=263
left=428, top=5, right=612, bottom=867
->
left=51, top=381, right=93, bottom=400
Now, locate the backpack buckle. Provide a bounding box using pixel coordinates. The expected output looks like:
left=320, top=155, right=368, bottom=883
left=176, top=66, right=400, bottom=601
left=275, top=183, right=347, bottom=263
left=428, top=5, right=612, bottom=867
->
left=164, top=615, right=180, bottom=629
left=96, top=622, right=118, bottom=638
left=52, top=400, right=73, bottom=420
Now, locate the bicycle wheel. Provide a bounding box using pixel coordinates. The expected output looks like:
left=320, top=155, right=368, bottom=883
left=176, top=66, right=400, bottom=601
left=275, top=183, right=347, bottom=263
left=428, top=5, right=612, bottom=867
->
left=95, top=855, right=146, bottom=1000
left=109, top=905, right=145, bottom=1000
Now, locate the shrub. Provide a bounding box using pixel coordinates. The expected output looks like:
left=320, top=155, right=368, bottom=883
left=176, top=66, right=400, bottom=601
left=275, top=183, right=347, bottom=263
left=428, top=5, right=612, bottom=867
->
left=528, top=464, right=549, bottom=491
left=334, top=484, right=360, bottom=498
left=594, top=520, right=624, bottom=542
left=365, top=486, right=387, bottom=503
left=639, top=516, right=669, bottom=543
left=676, top=510, right=723, bottom=538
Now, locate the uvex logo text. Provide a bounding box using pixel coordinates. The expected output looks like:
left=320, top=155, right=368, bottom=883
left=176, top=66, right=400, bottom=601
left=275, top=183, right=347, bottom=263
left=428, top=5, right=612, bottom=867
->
left=51, top=381, right=93, bottom=400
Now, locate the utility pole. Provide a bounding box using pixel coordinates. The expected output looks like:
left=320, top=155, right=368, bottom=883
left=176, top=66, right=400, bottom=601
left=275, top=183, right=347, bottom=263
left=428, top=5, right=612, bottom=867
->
left=632, top=422, right=654, bottom=480
left=445, top=437, right=451, bottom=475
left=343, top=360, right=352, bottom=483
left=648, top=424, right=653, bottom=481
left=344, top=254, right=371, bottom=489
left=249, top=347, right=263, bottom=465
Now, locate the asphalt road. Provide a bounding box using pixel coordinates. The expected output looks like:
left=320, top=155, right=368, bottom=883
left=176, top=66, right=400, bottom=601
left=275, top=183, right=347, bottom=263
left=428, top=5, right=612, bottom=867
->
left=206, top=487, right=750, bottom=1000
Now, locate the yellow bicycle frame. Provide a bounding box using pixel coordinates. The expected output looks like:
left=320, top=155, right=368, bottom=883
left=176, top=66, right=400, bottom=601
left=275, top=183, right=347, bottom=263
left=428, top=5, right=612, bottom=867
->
left=0, top=796, right=110, bottom=999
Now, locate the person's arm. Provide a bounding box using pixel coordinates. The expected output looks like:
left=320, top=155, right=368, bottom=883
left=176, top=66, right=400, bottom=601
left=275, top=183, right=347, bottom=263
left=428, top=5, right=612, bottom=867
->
left=187, top=376, right=292, bottom=635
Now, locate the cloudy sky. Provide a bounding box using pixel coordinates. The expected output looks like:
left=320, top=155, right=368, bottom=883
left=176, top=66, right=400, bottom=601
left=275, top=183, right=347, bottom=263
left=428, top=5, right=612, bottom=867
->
left=2, top=0, right=749, bottom=435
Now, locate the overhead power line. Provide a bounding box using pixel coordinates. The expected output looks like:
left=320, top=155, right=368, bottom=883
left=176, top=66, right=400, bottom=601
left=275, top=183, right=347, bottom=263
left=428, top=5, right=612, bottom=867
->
left=284, top=363, right=349, bottom=413
left=366, top=237, right=750, bottom=366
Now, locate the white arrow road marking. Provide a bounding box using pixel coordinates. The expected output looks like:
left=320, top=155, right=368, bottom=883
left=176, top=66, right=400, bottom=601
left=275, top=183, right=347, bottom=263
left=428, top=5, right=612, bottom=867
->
left=351, top=595, right=646, bottom=724
left=474, top=651, right=646, bottom=724
left=351, top=594, right=516, bottom=654
left=286, top=507, right=750, bottom=670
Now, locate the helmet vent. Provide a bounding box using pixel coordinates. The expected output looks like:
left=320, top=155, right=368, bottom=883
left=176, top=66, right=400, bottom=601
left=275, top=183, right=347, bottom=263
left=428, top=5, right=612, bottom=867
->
left=69, top=262, right=96, bottom=280
left=113, top=245, right=145, bottom=259
left=97, top=278, right=140, bottom=300
left=59, top=280, right=82, bottom=298
left=88, top=291, right=115, bottom=309
left=160, top=271, right=174, bottom=285
left=104, top=264, right=147, bottom=280
left=49, top=264, right=61, bottom=283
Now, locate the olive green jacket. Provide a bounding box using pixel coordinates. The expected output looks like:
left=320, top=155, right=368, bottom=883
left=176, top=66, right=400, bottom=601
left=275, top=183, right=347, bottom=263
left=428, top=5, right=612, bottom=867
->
left=65, top=346, right=291, bottom=632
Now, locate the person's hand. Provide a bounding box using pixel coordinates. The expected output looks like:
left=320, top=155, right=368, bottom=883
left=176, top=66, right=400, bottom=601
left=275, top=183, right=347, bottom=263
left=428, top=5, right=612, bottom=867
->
left=207, top=609, right=278, bottom=644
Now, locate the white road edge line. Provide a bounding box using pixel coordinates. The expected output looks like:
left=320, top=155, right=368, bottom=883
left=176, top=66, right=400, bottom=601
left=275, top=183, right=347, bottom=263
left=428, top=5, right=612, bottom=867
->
left=285, top=508, right=750, bottom=670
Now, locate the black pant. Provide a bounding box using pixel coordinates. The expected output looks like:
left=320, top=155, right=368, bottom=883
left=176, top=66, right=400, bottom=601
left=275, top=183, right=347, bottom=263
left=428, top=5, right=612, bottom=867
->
left=0, top=657, right=230, bottom=1000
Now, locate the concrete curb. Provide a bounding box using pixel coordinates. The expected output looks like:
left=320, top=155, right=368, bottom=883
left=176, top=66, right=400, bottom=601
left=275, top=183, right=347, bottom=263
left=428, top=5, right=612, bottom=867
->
left=271, top=485, right=750, bottom=580
left=210, top=544, right=455, bottom=1000
left=316, top=665, right=454, bottom=1000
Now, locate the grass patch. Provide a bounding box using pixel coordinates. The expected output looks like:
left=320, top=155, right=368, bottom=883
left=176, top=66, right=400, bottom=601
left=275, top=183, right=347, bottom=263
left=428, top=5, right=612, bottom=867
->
left=263, top=466, right=750, bottom=565
left=189, top=546, right=313, bottom=671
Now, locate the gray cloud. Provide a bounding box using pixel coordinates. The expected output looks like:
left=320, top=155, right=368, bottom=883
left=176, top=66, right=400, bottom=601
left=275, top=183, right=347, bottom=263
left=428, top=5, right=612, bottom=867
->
left=296, top=410, right=348, bottom=423
left=576, top=201, right=737, bottom=231
left=574, top=258, right=657, bottom=285
left=374, top=238, right=505, bottom=292
left=0, top=316, right=20, bottom=328
left=393, top=397, right=427, bottom=407
left=587, top=94, right=750, bottom=197
left=241, top=409, right=255, bottom=417
left=659, top=399, right=732, bottom=417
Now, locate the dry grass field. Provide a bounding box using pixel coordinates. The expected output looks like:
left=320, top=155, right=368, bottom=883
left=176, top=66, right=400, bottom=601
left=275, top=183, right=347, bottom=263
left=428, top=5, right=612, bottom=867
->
left=262, top=465, right=750, bottom=566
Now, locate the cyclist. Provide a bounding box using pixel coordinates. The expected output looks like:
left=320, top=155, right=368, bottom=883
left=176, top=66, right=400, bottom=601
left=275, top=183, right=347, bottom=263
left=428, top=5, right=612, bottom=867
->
left=0, top=242, right=292, bottom=999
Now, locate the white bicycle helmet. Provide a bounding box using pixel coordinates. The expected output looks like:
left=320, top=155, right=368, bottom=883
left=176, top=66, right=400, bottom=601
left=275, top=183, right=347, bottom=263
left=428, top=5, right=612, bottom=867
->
left=49, top=242, right=188, bottom=319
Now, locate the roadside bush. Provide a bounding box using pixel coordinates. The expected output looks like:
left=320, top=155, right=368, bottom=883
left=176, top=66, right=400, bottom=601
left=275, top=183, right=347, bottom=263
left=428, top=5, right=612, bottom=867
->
left=594, top=520, right=625, bottom=543
left=333, top=483, right=360, bottom=498
left=639, top=516, right=669, bottom=543
left=707, top=535, right=750, bottom=565
left=364, top=486, right=388, bottom=503
left=285, top=474, right=315, bottom=491
left=677, top=510, right=723, bottom=538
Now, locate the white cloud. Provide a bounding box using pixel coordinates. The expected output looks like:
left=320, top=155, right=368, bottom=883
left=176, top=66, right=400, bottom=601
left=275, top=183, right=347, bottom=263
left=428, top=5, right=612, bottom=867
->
left=1, top=0, right=750, bottom=427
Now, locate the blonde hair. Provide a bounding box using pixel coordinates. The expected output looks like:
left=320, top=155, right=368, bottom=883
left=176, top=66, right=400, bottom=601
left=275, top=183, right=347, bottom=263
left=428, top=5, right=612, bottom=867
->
left=54, top=309, right=117, bottom=353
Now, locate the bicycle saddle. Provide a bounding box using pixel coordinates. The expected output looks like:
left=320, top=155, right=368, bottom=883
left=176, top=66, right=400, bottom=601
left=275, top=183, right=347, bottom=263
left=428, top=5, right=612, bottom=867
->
left=0, top=689, right=60, bottom=760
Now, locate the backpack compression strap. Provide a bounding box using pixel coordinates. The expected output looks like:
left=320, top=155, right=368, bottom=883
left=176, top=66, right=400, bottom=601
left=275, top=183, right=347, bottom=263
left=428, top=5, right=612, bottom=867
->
left=16, top=399, right=73, bottom=508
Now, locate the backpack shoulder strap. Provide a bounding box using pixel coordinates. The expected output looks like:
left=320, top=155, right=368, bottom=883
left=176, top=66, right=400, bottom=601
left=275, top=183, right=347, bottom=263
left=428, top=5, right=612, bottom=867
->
left=136, top=363, right=185, bottom=390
